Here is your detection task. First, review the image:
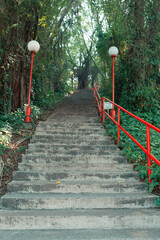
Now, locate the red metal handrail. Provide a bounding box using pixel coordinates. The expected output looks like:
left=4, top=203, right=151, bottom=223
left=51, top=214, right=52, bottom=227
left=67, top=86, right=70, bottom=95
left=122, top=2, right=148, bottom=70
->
left=94, top=82, right=160, bottom=183
left=94, top=82, right=102, bottom=121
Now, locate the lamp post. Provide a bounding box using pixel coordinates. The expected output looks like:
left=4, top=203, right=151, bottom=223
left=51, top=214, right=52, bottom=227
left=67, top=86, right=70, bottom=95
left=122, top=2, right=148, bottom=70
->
left=109, top=46, right=119, bottom=120
left=25, top=40, right=40, bottom=122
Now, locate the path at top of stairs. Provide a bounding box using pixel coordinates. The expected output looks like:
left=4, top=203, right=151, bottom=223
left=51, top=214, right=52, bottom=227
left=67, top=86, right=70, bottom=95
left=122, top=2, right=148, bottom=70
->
left=0, top=89, right=159, bottom=240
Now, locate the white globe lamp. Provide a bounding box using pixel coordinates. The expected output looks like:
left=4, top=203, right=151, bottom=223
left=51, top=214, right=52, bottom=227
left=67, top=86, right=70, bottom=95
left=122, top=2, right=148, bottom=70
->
left=28, top=40, right=40, bottom=53
left=109, top=46, right=119, bottom=57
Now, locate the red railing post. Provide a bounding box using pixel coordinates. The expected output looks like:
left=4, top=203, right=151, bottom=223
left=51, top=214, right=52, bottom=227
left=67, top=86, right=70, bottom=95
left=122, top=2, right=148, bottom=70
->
left=95, top=89, right=97, bottom=104
left=100, top=99, right=102, bottom=123
left=146, top=126, right=152, bottom=183
left=97, top=95, right=99, bottom=113
left=103, top=98, right=105, bottom=126
left=94, top=85, right=96, bottom=103
left=117, top=107, right=120, bottom=144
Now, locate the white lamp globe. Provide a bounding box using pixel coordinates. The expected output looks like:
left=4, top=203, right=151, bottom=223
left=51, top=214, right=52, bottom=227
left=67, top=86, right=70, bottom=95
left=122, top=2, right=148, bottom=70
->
left=109, top=46, right=119, bottom=57
left=28, top=40, right=40, bottom=53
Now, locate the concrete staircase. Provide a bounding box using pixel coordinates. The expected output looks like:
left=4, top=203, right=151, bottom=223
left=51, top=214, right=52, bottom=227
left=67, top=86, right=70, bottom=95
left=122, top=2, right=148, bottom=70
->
left=0, top=89, right=160, bottom=239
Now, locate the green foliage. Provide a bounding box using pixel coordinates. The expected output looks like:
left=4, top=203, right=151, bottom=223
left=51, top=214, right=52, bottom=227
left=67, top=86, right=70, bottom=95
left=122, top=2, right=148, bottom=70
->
left=135, top=164, right=148, bottom=180
left=156, top=196, right=160, bottom=207
left=0, top=0, right=78, bottom=114
left=35, top=91, right=65, bottom=109
left=16, top=146, right=27, bottom=153
left=148, top=165, right=160, bottom=207
left=0, top=144, right=6, bottom=155
left=0, top=104, right=42, bottom=148
left=35, top=91, right=54, bottom=109
left=95, top=0, right=160, bottom=112
left=0, top=122, right=12, bottom=146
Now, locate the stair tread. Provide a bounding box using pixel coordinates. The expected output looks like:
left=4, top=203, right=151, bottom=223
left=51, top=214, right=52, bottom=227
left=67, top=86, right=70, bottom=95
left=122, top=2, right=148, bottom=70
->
left=2, top=192, right=157, bottom=198
left=0, top=208, right=159, bottom=216
left=8, top=180, right=146, bottom=185
left=14, top=170, right=138, bottom=173
left=0, top=229, right=160, bottom=240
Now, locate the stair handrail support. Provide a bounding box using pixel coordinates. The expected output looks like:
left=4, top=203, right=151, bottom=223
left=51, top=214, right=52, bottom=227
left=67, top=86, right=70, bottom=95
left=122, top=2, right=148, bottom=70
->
left=94, top=82, right=160, bottom=183
left=94, top=83, right=102, bottom=122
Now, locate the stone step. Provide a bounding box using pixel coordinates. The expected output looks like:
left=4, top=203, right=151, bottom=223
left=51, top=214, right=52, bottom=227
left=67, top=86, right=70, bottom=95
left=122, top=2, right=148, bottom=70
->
left=48, top=116, right=98, bottom=119
left=0, top=229, right=160, bottom=240
left=38, top=121, right=100, bottom=124
left=36, top=123, right=103, bottom=128
left=22, top=155, right=127, bottom=164
left=47, top=118, right=99, bottom=123
left=49, top=111, right=97, bottom=113
left=38, top=122, right=103, bottom=128
left=50, top=109, right=96, bottom=111
left=0, top=209, right=159, bottom=230
left=49, top=111, right=98, bottom=114
left=54, top=109, right=96, bottom=111
left=7, top=180, right=147, bottom=194
left=36, top=128, right=105, bottom=133
left=35, top=128, right=104, bottom=133
left=26, top=145, right=117, bottom=153
left=51, top=107, right=96, bottom=110
left=30, top=139, right=113, bottom=145
left=28, top=143, right=115, bottom=149
left=45, top=120, right=99, bottom=124
left=1, top=193, right=157, bottom=210
left=34, top=131, right=105, bottom=136
left=25, top=147, right=118, bottom=155
left=52, top=111, right=97, bottom=114
left=53, top=107, right=96, bottom=109
left=13, top=171, right=139, bottom=181
left=18, top=163, right=133, bottom=172
left=31, top=134, right=109, bottom=142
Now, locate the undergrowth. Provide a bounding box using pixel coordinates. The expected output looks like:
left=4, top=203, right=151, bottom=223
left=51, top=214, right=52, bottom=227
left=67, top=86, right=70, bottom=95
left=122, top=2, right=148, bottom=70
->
left=0, top=92, right=66, bottom=195
left=34, top=91, right=65, bottom=109
left=0, top=91, right=66, bottom=150
left=0, top=104, right=43, bottom=182
left=0, top=104, right=42, bottom=148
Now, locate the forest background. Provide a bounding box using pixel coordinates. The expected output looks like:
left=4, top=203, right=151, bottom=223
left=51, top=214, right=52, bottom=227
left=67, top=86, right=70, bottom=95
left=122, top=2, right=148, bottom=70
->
left=0, top=0, right=160, bottom=203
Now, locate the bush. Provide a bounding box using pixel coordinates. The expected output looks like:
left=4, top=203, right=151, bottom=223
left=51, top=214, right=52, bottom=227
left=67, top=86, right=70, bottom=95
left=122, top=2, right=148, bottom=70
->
left=0, top=104, right=42, bottom=147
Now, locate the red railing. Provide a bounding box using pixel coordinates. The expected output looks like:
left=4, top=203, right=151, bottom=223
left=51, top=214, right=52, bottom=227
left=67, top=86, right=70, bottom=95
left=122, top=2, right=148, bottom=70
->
left=94, top=82, right=160, bottom=183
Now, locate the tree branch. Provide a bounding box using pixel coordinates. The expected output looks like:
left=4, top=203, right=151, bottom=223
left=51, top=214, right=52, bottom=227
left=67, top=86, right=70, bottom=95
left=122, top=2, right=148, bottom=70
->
left=49, top=0, right=76, bottom=44
left=80, top=30, right=106, bottom=80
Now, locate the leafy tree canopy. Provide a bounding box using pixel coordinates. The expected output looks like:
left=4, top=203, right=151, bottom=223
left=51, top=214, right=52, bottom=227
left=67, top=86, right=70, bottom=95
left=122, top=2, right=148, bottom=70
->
left=0, top=0, right=159, bottom=113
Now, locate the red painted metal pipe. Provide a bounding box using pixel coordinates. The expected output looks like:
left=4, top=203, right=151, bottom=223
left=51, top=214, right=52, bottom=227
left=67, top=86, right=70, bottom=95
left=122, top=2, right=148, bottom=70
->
left=111, top=56, right=116, bottom=120
left=26, top=51, right=34, bottom=122
left=103, top=98, right=105, bottom=125
left=146, top=126, right=152, bottom=183
left=103, top=96, right=160, bottom=133
left=100, top=99, right=102, bottom=123
left=103, top=101, right=160, bottom=163
left=117, top=107, right=120, bottom=145
left=94, top=83, right=160, bottom=183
